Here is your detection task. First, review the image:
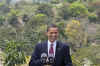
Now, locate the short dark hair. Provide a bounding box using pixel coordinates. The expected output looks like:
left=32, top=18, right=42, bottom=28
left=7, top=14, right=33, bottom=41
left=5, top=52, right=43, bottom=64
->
left=47, top=24, right=58, bottom=32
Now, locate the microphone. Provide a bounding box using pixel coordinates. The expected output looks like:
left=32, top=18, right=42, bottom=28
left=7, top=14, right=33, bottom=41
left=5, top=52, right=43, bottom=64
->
left=41, top=53, right=48, bottom=64
left=48, top=54, right=54, bottom=64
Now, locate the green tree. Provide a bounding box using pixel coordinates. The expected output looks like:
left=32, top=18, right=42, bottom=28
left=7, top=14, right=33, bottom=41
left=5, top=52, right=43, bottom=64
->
left=7, top=8, right=25, bottom=41
left=88, top=13, right=98, bottom=23
left=65, top=20, right=87, bottom=50
left=28, top=13, right=48, bottom=28
left=67, top=0, right=78, bottom=3
left=56, top=22, right=68, bottom=42
left=69, top=2, right=88, bottom=18
left=4, top=40, right=26, bottom=66
left=0, top=16, right=5, bottom=25
left=72, top=46, right=100, bottom=65
left=36, top=4, right=53, bottom=17
left=36, top=4, right=54, bottom=23
left=57, top=3, right=71, bottom=20
left=51, top=0, right=60, bottom=4
left=27, top=14, right=48, bottom=42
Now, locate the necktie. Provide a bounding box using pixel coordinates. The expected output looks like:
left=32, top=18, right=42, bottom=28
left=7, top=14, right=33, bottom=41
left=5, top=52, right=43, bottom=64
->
left=49, top=44, right=54, bottom=55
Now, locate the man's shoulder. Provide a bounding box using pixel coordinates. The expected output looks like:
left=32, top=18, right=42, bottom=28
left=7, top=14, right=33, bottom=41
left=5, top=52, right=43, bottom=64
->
left=36, top=41, right=47, bottom=46
left=57, top=40, right=70, bottom=47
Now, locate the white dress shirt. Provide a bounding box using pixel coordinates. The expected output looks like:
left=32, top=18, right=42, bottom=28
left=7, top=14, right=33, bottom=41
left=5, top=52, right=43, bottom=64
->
left=48, top=40, right=56, bottom=57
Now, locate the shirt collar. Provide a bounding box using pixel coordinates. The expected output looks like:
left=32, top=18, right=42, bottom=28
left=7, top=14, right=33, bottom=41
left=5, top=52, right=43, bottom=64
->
left=48, top=40, right=57, bottom=45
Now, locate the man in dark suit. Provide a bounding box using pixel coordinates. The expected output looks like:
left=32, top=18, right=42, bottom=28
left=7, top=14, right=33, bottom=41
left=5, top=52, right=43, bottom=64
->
left=29, top=24, right=73, bottom=66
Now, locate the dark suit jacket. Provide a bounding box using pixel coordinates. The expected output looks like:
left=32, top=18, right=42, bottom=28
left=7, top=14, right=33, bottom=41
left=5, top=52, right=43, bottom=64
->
left=29, top=40, right=73, bottom=66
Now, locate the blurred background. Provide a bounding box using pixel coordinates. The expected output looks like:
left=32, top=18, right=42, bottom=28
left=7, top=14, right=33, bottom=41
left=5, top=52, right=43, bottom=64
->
left=0, top=0, right=100, bottom=66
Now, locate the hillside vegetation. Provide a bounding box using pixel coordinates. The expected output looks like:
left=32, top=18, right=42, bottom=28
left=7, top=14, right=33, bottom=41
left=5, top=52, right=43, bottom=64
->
left=0, top=0, right=100, bottom=66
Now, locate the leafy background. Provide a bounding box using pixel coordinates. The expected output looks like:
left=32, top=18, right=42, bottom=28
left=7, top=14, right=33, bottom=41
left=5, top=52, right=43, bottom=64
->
left=0, top=0, right=100, bottom=66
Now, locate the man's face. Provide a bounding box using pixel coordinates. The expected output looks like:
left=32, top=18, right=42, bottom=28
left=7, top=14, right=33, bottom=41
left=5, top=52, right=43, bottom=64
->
left=46, top=27, right=59, bottom=43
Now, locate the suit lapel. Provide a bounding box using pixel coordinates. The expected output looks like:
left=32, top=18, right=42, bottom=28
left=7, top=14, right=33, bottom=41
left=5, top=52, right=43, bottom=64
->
left=43, top=41, right=48, bottom=55
left=55, top=41, right=60, bottom=58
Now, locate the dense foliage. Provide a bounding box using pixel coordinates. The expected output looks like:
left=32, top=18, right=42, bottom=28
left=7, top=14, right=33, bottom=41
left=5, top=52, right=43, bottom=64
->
left=0, top=0, right=100, bottom=66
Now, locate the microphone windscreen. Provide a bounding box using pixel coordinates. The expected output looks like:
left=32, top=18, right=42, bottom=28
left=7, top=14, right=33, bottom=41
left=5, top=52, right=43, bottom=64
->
left=41, top=53, right=47, bottom=58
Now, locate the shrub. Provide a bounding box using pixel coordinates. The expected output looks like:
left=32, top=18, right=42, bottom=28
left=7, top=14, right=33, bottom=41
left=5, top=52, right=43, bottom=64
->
left=88, top=13, right=97, bottom=23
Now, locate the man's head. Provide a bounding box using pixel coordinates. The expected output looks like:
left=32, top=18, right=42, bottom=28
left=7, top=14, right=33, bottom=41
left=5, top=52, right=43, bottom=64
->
left=46, top=24, right=59, bottom=43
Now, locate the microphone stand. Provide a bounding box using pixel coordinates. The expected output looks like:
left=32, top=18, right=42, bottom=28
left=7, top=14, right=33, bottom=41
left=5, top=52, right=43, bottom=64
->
left=44, top=58, right=51, bottom=66
left=44, top=57, right=54, bottom=66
